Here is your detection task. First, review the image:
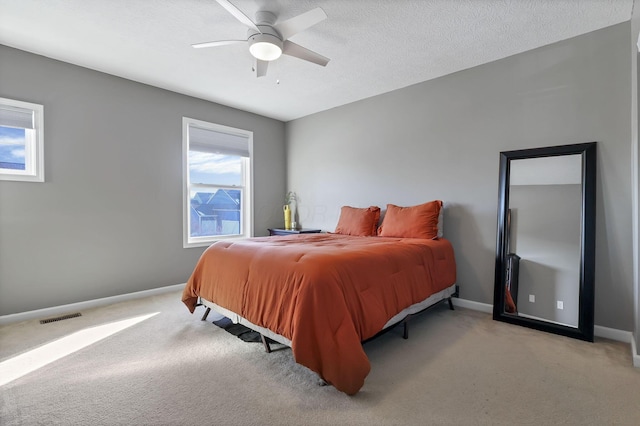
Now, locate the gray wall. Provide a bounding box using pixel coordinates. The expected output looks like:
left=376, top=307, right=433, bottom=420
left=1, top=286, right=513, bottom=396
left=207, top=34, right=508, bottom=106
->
left=286, top=23, right=633, bottom=331
left=0, top=45, right=286, bottom=316
left=509, top=184, right=582, bottom=326
left=632, top=0, right=640, bottom=359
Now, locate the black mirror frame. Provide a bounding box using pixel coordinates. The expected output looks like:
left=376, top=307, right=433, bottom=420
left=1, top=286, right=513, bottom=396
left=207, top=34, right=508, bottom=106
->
left=493, top=142, right=596, bottom=342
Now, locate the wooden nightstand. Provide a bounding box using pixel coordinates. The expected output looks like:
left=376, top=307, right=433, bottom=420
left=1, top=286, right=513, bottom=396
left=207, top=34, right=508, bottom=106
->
left=268, top=228, right=322, bottom=236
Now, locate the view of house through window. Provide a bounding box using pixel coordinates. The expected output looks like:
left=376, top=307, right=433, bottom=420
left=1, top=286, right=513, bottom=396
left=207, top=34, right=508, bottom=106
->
left=183, top=118, right=252, bottom=247
left=189, top=151, right=243, bottom=237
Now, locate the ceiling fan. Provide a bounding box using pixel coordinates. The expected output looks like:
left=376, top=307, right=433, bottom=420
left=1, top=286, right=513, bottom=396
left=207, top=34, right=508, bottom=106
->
left=193, top=0, right=330, bottom=77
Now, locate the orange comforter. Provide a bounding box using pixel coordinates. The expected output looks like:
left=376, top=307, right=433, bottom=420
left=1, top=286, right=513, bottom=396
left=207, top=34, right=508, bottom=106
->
left=182, top=234, right=456, bottom=395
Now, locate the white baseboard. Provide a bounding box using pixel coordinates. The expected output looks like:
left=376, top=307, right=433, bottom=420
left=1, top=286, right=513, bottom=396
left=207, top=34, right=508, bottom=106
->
left=451, top=297, right=493, bottom=313
left=593, top=325, right=633, bottom=343
left=632, top=336, right=640, bottom=368
left=0, top=283, right=186, bottom=326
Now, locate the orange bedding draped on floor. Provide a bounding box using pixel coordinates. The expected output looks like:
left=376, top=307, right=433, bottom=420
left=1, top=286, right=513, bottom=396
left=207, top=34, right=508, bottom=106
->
left=182, top=233, right=456, bottom=395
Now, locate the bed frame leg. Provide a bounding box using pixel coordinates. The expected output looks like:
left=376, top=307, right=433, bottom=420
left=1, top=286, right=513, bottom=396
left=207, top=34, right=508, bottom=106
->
left=448, top=297, right=454, bottom=311
left=402, top=315, right=411, bottom=339
left=200, top=307, right=211, bottom=321
left=260, top=334, right=272, bottom=353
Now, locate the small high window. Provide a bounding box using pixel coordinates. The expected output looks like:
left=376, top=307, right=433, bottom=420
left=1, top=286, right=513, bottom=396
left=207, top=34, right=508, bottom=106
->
left=0, top=97, right=44, bottom=182
left=183, top=117, right=253, bottom=247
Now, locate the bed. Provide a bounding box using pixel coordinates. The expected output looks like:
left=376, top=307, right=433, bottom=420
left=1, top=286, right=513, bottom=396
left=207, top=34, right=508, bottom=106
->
left=182, top=201, right=457, bottom=395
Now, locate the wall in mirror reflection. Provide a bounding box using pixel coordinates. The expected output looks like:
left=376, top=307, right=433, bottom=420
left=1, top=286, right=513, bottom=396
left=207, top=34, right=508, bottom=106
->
left=507, top=154, right=582, bottom=327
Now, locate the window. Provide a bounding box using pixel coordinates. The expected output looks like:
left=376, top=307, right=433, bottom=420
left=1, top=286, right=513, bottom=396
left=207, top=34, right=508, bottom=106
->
left=183, top=117, right=253, bottom=247
left=0, top=98, right=44, bottom=182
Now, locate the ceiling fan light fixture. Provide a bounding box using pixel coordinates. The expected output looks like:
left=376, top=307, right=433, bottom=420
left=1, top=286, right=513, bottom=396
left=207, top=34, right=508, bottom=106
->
left=248, top=33, right=283, bottom=61
left=250, top=41, right=282, bottom=61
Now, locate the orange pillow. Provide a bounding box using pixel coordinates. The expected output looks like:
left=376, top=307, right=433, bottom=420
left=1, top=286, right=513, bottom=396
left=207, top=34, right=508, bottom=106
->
left=377, top=200, right=442, bottom=239
left=334, top=206, right=381, bottom=236
left=505, top=287, right=517, bottom=314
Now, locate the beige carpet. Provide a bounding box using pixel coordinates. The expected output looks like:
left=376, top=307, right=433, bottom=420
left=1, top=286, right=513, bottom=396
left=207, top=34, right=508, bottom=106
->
left=1, top=290, right=638, bottom=426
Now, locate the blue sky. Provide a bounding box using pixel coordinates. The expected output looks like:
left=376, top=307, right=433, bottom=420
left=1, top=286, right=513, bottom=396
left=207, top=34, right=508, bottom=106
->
left=0, top=126, right=26, bottom=166
left=189, top=151, right=242, bottom=186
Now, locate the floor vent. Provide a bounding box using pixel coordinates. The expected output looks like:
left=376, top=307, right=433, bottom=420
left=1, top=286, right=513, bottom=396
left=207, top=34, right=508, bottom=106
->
left=39, top=312, right=82, bottom=324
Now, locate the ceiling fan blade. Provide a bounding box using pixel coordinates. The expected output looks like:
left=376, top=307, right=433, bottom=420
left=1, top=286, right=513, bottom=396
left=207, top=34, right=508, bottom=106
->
left=274, top=7, right=327, bottom=40
left=282, top=40, right=330, bottom=67
left=254, top=58, right=268, bottom=77
left=192, top=40, right=245, bottom=49
left=215, top=0, right=261, bottom=33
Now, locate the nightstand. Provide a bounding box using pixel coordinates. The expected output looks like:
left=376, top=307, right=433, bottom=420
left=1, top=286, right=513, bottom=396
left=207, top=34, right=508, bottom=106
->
left=268, top=228, right=322, bottom=236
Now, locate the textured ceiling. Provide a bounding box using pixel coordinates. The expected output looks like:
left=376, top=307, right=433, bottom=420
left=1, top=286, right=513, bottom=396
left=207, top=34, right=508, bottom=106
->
left=0, top=0, right=633, bottom=122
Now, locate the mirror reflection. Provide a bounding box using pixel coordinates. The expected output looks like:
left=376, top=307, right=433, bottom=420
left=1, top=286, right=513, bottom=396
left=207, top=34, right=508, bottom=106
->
left=505, top=155, right=582, bottom=327
left=493, top=142, right=596, bottom=342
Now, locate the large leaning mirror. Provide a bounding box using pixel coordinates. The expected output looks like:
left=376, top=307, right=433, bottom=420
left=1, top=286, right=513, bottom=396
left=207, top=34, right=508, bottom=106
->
left=493, top=142, right=596, bottom=342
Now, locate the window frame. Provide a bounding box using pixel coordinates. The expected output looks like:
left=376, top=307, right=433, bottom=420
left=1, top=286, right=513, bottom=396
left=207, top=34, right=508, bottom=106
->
left=182, top=117, right=253, bottom=248
left=0, top=97, right=44, bottom=182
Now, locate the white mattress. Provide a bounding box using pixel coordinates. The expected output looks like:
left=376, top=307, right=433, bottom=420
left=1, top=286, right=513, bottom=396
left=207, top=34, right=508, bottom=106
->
left=200, top=282, right=457, bottom=348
